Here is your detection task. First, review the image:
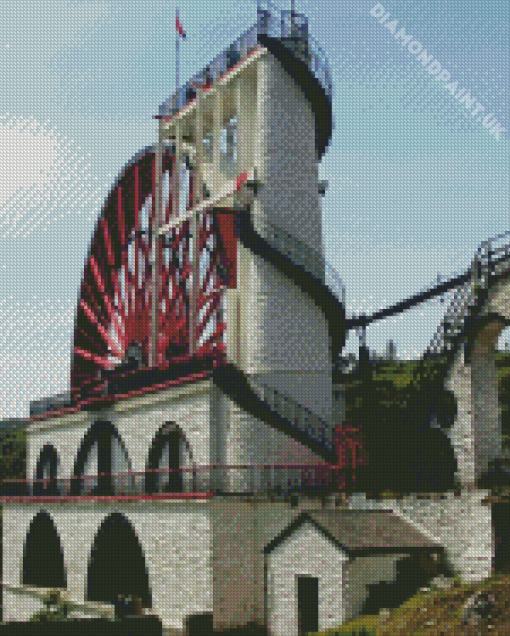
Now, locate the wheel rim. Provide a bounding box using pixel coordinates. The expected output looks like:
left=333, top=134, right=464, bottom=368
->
left=71, top=144, right=233, bottom=395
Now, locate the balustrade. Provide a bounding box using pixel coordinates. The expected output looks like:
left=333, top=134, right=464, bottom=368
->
left=0, top=463, right=346, bottom=499
left=250, top=378, right=331, bottom=449
left=260, top=218, right=345, bottom=306
left=159, top=2, right=332, bottom=118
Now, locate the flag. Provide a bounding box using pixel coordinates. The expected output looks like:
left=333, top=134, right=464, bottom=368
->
left=176, top=14, right=186, bottom=39
left=175, top=8, right=185, bottom=96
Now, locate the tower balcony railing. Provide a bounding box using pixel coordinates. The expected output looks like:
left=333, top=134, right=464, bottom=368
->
left=0, top=463, right=351, bottom=500
left=159, top=2, right=332, bottom=118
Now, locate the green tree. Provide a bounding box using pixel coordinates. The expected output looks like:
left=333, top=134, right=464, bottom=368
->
left=0, top=426, right=27, bottom=493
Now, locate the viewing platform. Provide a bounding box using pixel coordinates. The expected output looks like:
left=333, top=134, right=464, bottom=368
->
left=157, top=1, right=333, bottom=158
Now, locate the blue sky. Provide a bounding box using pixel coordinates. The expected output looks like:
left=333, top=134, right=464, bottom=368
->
left=0, top=0, right=508, bottom=417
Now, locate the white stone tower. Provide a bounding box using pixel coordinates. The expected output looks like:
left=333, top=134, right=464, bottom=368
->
left=1, top=3, right=348, bottom=632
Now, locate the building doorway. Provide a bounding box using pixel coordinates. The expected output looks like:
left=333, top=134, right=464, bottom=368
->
left=297, top=575, right=319, bottom=635
left=493, top=502, right=510, bottom=574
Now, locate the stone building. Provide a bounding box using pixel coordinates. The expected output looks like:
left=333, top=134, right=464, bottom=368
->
left=2, top=2, right=509, bottom=634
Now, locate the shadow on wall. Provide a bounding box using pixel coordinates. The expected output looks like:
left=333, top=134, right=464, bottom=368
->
left=361, top=553, right=444, bottom=615
left=358, top=424, right=458, bottom=494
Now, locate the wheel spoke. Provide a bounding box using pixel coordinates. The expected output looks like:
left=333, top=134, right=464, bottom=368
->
left=79, top=298, right=123, bottom=359
left=74, top=346, right=115, bottom=367
left=72, top=146, right=230, bottom=393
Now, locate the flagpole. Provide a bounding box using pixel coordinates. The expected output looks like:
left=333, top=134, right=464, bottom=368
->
left=176, top=6, right=180, bottom=101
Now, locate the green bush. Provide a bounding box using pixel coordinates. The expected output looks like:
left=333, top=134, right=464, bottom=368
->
left=29, top=589, right=71, bottom=622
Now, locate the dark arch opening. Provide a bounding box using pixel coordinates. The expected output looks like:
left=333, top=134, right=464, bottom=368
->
left=409, top=428, right=458, bottom=492
left=71, top=421, right=132, bottom=495
left=86, top=513, right=152, bottom=608
left=430, top=389, right=457, bottom=429
left=34, top=445, right=60, bottom=496
left=22, top=511, right=67, bottom=588
left=145, top=423, right=192, bottom=494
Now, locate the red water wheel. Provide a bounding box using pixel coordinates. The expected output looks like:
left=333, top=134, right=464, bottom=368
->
left=71, top=144, right=236, bottom=396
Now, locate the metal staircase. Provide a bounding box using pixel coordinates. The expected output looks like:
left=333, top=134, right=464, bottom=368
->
left=409, top=230, right=510, bottom=422
left=249, top=376, right=333, bottom=452
left=423, top=230, right=510, bottom=363
left=259, top=217, right=345, bottom=303
left=224, top=210, right=348, bottom=464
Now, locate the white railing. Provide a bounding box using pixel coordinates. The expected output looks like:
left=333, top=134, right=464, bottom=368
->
left=159, top=3, right=332, bottom=118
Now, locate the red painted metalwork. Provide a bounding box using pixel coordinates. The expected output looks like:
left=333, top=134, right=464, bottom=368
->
left=30, top=366, right=215, bottom=422
left=216, top=212, right=238, bottom=288
left=80, top=365, right=217, bottom=408
left=0, top=494, right=214, bottom=503
left=333, top=423, right=367, bottom=488
left=71, top=145, right=233, bottom=396
left=0, top=463, right=346, bottom=502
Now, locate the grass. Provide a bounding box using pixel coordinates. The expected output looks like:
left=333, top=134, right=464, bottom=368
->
left=309, top=613, right=378, bottom=634
left=308, top=572, right=510, bottom=635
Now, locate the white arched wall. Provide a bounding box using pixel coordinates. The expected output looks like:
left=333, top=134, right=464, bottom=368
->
left=446, top=274, right=510, bottom=485
left=26, top=378, right=213, bottom=493
left=146, top=422, right=196, bottom=492
left=3, top=501, right=213, bottom=628
left=33, top=444, right=61, bottom=480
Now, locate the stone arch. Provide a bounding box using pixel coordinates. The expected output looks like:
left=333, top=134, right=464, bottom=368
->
left=22, top=511, right=67, bottom=589
left=145, top=422, right=194, bottom=494
left=447, top=294, right=510, bottom=484
left=71, top=421, right=133, bottom=495
left=429, top=389, right=457, bottom=430
left=34, top=444, right=60, bottom=495
left=86, top=512, right=152, bottom=608
left=466, top=313, right=510, bottom=479
left=410, top=428, right=458, bottom=492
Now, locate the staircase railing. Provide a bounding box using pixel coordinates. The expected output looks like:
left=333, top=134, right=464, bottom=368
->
left=479, top=229, right=510, bottom=280
left=248, top=377, right=333, bottom=451
left=246, top=377, right=363, bottom=488
left=409, top=230, right=510, bottom=415
left=423, top=230, right=510, bottom=363
left=259, top=218, right=345, bottom=304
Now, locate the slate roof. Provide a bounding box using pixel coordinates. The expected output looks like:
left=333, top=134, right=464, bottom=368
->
left=264, top=509, right=442, bottom=555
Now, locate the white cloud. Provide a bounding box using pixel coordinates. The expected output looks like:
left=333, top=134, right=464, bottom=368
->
left=0, top=115, right=104, bottom=238
left=0, top=300, right=74, bottom=417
